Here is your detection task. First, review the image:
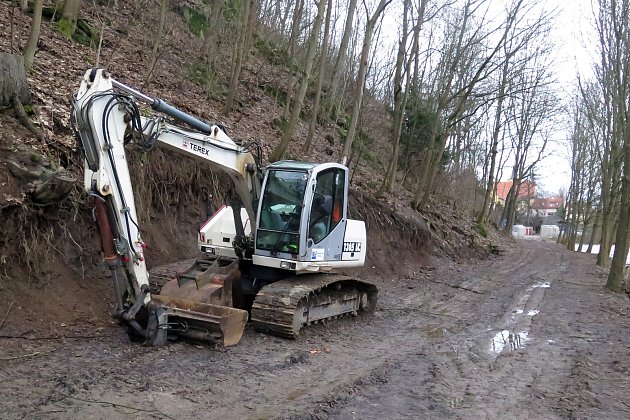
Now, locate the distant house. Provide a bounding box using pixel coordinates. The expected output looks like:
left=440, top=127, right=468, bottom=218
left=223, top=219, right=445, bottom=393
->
left=494, top=180, right=536, bottom=205
left=531, top=197, right=564, bottom=217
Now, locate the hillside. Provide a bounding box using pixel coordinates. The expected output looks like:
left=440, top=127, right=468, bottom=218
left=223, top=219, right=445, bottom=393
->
left=0, top=1, right=503, bottom=335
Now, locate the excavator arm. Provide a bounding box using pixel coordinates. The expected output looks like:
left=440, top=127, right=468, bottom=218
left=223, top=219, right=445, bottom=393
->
left=71, top=68, right=253, bottom=345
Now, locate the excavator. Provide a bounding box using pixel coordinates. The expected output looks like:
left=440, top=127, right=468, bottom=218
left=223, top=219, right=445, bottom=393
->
left=71, top=69, right=377, bottom=347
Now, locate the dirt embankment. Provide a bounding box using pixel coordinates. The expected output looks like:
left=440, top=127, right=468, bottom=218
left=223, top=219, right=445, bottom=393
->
left=1, top=240, right=628, bottom=419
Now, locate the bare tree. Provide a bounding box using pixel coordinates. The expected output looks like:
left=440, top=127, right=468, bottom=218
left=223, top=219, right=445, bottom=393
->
left=579, top=0, right=628, bottom=271
left=501, top=45, right=558, bottom=233
left=269, top=0, right=327, bottom=162
left=411, top=0, right=550, bottom=210
left=144, top=0, right=168, bottom=87
left=23, top=0, right=43, bottom=73
left=225, top=0, right=253, bottom=115
left=282, top=0, right=305, bottom=119
left=594, top=0, right=630, bottom=291
left=340, top=0, right=393, bottom=166
left=202, top=0, right=225, bottom=69
left=304, top=0, right=333, bottom=154
left=477, top=39, right=513, bottom=224
left=378, top=0, right=427, bottom=195
left=330, top=0, right=358, bottom=105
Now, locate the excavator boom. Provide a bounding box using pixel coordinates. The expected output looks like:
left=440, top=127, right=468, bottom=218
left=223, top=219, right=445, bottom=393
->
left=72, top=69, right=250, bottom=346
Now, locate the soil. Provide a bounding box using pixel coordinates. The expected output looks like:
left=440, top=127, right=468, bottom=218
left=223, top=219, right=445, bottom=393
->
left=1, top=238, right=628, bottom=419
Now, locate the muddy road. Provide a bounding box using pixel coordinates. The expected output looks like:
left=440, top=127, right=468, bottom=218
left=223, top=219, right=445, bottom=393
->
left=1, top=239, right=629, bottom=419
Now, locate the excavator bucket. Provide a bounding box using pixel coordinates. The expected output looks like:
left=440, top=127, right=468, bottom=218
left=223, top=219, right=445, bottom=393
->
left=151, top=295, right=248, bottom=347
left=153, top=257, right=248, bottom=346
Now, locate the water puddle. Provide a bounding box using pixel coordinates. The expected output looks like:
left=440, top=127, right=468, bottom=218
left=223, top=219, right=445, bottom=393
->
left=487, top=280, right=550, bottom=357
left=490, top=330, right=529, bottom=353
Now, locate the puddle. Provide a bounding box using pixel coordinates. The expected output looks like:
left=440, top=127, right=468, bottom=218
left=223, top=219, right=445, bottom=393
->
left=490, top=330, right=529, bottom=354
left=488, top=280, right=549, bottom=357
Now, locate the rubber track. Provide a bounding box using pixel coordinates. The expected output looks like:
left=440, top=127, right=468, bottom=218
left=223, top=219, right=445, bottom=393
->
left=250, top=274, right=378, bottom=338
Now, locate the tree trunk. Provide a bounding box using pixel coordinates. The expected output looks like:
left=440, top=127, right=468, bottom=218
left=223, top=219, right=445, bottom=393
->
left=304, top=0, right=332, bottom=155
left=607, top=119, right=630, bottom=290
left=340, top=0, right=392, bottom=166
left=23, top=0, right=43, bottom=73
left=282, top=0, right=304, bottom=119
left=478, top=52, right=510, bottom=223
left=59, top=0, right=81, bottom=37
left=244, top=0, right=259, bottom=56
left=0, top=53, right=31, bottom=107
left=224, top=0, right=252, bottom=115
left=379, top=0, right=424, bottom=195
left=330, top=0, right=357, bottom=104
left=269, top=0, right=327, bottom=162
left=202, top=0, right=225, bottom=67
left=144, top=0, right=168, bottom=87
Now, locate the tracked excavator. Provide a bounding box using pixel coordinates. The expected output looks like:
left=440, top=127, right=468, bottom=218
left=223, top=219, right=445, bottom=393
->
left=72, top=69, right=377, bottom=347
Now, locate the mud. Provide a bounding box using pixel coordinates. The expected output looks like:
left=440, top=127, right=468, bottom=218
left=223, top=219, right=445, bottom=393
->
left=1, top=239, right=628, bottom=419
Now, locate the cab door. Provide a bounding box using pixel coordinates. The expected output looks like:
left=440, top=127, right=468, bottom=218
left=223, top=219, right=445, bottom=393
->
left=304, top=167, right=347, bottom=263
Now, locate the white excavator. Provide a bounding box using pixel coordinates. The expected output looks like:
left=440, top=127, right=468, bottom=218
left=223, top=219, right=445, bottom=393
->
left=71, top=69, right=377, bottom=346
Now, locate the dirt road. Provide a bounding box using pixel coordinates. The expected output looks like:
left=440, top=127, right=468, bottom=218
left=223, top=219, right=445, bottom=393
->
left=1, top=239, right=629, bottom=419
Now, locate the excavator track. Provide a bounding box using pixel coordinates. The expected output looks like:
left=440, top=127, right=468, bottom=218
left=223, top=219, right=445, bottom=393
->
left=250, top=275, right=378, bottom=338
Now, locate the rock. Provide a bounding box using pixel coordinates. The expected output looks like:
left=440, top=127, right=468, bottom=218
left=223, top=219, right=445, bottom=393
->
left=7, top=159, right=75, bottom=205
left=0, top=53, right=31, bottom=107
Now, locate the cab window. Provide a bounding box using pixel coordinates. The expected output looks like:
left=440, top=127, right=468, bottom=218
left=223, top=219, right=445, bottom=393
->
left=257, top=170, right=308, bottom=254
left=308, top=169, right=345, bottom=244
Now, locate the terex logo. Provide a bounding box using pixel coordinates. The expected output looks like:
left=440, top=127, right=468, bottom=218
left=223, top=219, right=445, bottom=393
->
left=343, top=242, right=361, bottom=253
left=184, top=141, right=211, bottom=156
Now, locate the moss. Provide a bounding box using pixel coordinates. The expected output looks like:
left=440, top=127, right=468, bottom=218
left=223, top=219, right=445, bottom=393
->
left=183, top=6, right=209, bottom=36
left=72, top=31, right=92, bottom=46
left=30, top=153, right=43, bottom=164
left=22, top=104, right=35, bottom=115
left=473, top=222, right=488, bottom=237
left=56, top=17, right=75, bottom=38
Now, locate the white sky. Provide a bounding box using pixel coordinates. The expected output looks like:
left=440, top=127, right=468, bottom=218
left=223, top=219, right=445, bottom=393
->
left=535, top=0, right=595, bottom=196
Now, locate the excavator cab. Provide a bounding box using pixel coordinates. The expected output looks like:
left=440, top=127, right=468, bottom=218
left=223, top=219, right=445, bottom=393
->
left=252, top=161, right=365, bottom=273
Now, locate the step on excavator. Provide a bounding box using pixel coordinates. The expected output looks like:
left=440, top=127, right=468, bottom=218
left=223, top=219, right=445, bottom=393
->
left=71, top=69, right=377, bottom=346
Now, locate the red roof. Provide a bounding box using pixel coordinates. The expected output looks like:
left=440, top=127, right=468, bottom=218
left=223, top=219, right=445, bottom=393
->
left=532, top=197, right=564, bottom=209
left=495, top=180, right=536, bottom=200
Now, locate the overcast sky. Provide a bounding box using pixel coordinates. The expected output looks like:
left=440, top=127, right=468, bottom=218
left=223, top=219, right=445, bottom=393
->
left=535, top=0, right=595, bottom=196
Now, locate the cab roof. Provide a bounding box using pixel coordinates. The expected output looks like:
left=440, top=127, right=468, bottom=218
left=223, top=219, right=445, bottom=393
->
left=268, top=160, right=317, bottom=171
